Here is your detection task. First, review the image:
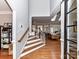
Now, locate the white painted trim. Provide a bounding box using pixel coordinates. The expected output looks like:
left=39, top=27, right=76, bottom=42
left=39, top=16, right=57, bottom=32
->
left=77, top=0, right=79, bottom=59
left=20, top=44, right=45, bottom=58
left=28, top=36, right=37, bottom=40
left=12, top=10, right=16, bottom=59
left=5, top=0, right=16, bottom=59
left=61, top=1, right=65, bottom=59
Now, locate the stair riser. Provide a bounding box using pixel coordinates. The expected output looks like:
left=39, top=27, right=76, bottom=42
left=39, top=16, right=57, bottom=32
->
left=27, top=39, right=41, bottom=44
left=28, top=36, right=38, bottom=40
left=26, top=40, right=41, bottom=46
left=24, top=42, right=43, bottom=50
left=23, top=43, right=43, bottom=53
left=20, top=44, right=45, bottom=58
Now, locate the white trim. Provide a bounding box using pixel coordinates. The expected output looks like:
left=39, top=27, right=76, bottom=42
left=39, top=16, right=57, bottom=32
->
left=28, top=36, right=37, bottom=40
left=5, top=0, right=16, bottom=59
left=77, top=0, right=79, bottom=59
left=61, top=1, right=65, bottom=59
left=12, top=11, right=16, bottom=59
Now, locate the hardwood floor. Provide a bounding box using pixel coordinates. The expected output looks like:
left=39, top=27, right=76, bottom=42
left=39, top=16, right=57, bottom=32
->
left=0, top=39, right=61, bottom=59
left=0, top=49, right=12, bottom=59
left=21, top=39, right=61, bottom=59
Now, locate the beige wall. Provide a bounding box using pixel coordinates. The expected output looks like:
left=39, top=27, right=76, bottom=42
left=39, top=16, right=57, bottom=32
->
left=0, top=14, right=12, bottom=25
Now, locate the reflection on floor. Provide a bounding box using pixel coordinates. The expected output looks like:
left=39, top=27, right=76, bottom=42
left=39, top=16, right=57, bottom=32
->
left=0, top=49, right=12, bottom=59
left=21, top=39, right=61, bottom=59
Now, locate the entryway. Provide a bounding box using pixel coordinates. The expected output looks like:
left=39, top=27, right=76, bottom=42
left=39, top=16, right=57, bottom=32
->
left=0, top=0, right=13, bottom=59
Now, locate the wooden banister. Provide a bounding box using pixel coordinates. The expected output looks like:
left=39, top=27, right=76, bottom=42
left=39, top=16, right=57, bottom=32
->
left=18, top=28, right=29, bottom=42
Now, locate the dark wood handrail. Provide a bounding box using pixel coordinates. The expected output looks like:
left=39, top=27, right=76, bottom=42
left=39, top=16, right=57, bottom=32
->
left=18, top=28, right=29, bottom=42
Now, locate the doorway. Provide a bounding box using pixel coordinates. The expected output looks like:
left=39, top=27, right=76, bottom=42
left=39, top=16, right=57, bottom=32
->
left=30, top=16, right=61, bottom=59
left=0, top=0, right=13, bottom=59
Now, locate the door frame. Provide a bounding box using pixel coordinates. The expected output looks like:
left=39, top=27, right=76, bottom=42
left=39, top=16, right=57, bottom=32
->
left=77, top=0, right=79, bottom=59
left=5, top=0, right=16, bottom=59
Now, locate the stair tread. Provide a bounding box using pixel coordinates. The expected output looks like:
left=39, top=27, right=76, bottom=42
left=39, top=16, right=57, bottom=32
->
left=23, top=42, right=43, bottom=53
left=28, top=37, right=39, bottom=41
left=20, top=44, right=45, bottom=58
left=24, top=41, right=43, bottom=50
left=27, top=39, right=41, bottom=44
left=28, top=36, right=38, bottom=40
left=28, top=35, right=35, bottom=38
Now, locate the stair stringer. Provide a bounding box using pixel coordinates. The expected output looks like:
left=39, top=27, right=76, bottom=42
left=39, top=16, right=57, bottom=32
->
left=18, top=33, right=29, bottom=59
left=19, top=38, right=45, bottom=58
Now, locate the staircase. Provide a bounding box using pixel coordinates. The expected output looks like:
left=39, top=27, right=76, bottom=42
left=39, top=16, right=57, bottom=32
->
left=19, top=32, right=45, bottom=59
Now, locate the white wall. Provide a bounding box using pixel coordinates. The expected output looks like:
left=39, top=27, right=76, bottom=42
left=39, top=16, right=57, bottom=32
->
left=29, top=0, right=50, bottom=16
left=0, top=14, right=12, bottom=25
left=29, top=0, right=50, bottom=32
left=7, top=0, right=29, bottom=40
left=14, top=0, right=29, bottom=36
left=14, top=0, right=29, bottom=59
left=7, top=0, right=29, bottom=59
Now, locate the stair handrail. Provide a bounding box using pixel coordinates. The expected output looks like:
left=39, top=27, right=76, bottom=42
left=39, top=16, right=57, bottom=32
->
left=18, top=28, right=29, bottom=42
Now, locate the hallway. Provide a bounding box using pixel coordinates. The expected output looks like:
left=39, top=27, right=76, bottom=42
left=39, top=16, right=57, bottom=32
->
left=21, top=39, right=61, bottom=59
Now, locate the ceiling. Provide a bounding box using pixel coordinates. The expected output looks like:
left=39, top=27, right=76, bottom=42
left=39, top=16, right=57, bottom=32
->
left=32, top=16, right=61, bottom=25
left=32, top=17, right=51, bottom=24
left=0, top=0, right=11, bottom=12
